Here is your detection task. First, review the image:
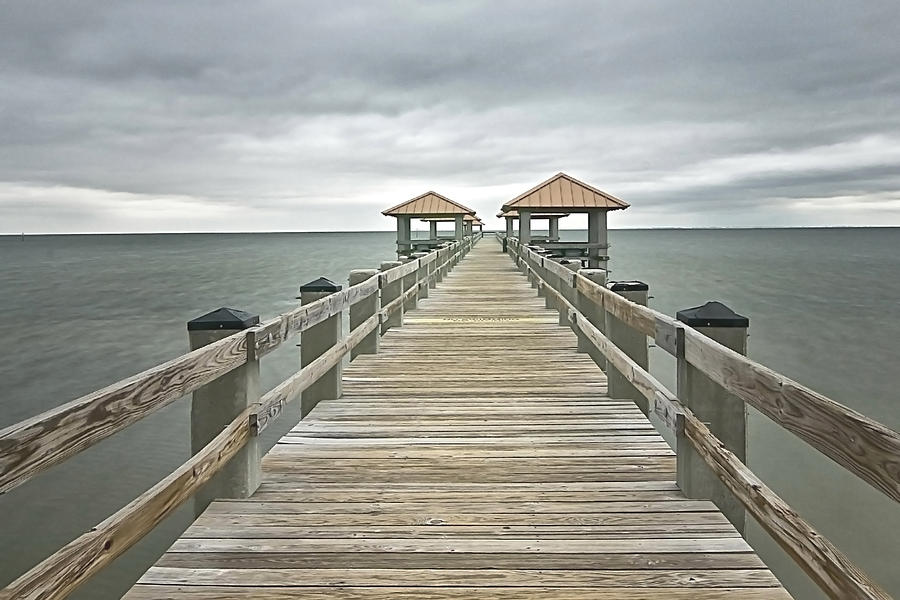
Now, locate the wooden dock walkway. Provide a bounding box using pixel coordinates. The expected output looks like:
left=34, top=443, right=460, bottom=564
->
left=125, top=242, right=789, bottom=599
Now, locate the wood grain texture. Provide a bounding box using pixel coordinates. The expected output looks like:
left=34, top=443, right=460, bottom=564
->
left=123, top=240, right=788, bottom=600
left=252, top=314, right=379, bottom=435
left=0, top=408, right=251, bottom=600
left=0, top=331, right=249, bottom=495
left=684, top=411, right=890, bottom=600
left=683, top=326, right=900, bottom=505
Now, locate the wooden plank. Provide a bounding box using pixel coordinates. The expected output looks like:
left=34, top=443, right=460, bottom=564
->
left=0, top=408, right=251, bottom=600
left=0, top=331, right=248, bottom=495
left=125, top=586, right=793, bottom=600
left=139, top=567, right=781, bottom=587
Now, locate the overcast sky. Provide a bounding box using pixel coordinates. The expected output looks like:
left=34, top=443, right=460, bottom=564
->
left=1, top=1, right=899, bottom=233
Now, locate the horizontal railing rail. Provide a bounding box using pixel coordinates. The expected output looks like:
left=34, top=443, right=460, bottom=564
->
left=501, top=233, right=894, bottom=600
left=0, top=234, right=480, bottom=600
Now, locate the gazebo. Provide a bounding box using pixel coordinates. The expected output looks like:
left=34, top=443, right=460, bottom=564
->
left=497, top=209, right=569, bottom=242
left=502, top=173, right=628, bottom=269
left=382, top=192, right=476, bottom=256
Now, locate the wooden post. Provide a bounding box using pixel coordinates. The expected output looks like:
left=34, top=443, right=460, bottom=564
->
left=587, top=210, right=608, bottom=270
left=401, top=256, right=419, bottom=311
left=411, top=251, right=429, bottom=299
left=506, top=217, right=514, bottom=238
left=187, top=307, right=261, bottom=517
left=380, top=260, right=403, bottom=333
left=576, top=268, right=608, bottom=371
left=605, top=281, right=649, bottom=412
left=676, top=301, right=749, bottom=533
left=519, top=210, right=532, bottom=244
left=557, top=260, right=580, bottom=325
left=349, top=269, right=380, bottom=359
left=299, top=277, right=343, bottom=417
left=429, top=220, right=438, bottom=240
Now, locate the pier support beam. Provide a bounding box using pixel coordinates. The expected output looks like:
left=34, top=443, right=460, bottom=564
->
left=454, top=215, right=464, bottom=241
left=412, top=252, right=429, bottom=299
left=587, top=210, right=608, bottom=270
left=549, top=216, right=560, bottom=242
left=349, top=269, right=380, bottom=359
left=396, top=216, right=412, bottom=257
left=676, top=301, right=749, bottom=534
left=187, top=307, right=261, bottom=517
left=380, top=260, right=403, bottom=333
left=299, top=277, right=343, bottom=417
left=576, top=268, right=608, bottom=370
left=519, top=210, right=532, bottom=244
left=606, top=281, right=649, bottom=412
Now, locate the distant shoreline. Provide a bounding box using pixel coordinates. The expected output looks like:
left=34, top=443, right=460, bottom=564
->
left=2, top=226, right=899, bottom=236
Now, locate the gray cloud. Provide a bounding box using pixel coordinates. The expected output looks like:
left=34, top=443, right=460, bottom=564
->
left=0, top=0, right=898, bottom=232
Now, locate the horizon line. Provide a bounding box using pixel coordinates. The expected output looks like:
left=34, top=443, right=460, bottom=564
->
left=2, top=225, right=899, bottom=236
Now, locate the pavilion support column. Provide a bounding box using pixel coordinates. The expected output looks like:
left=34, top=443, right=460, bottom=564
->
left=429, top=220, right=438, bottom=241
left=549, top=217, right=560, bottom=242
left=587, top=210, right=608, bottom=270
left=505, top=217, right=514, bottom=238
left=454, top=215, right=464, bottom=241
left=519, top=211, right=532, bottom=244
left=397, top=215, right=412, bottom=258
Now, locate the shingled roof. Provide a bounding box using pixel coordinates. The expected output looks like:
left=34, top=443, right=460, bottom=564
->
left=502, top=173, right=629, bottom=212
left=382, top=191, right=476, bottom=217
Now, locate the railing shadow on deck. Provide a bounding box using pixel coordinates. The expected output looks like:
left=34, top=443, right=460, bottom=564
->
left=0, top=233, right=483, bottom=600
left=499, top=232, right=897, bottom=600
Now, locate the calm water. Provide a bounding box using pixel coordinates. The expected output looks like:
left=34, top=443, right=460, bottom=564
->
left=0, top=229, right=898, bottom=599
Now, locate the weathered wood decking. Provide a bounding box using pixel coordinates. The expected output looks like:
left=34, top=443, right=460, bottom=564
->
left=125, top=243, right=790, bottom=599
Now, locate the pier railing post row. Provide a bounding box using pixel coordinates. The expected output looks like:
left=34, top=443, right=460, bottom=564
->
left=299, top=278, right=343, bottom=417
left=606, top=281, right=650, bottom=414
left=349, top=269, right=380, bottom=359
left=186, top=308, right=262, bottom=515
left=675, top=301, right=750, bottom=533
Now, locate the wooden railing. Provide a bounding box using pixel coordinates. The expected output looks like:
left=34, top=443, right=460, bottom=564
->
left=0, top=234, right=480, bottom=600
left=500, top=233, right=897, bottom=600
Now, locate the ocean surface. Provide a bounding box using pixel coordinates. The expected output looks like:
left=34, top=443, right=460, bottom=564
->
left=0, top=228, right=898, bottom=599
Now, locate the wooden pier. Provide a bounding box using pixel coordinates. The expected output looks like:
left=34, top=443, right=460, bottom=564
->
left=125, top=241, right=787, bottom=599
left=2, top=176, right=899, bottom=600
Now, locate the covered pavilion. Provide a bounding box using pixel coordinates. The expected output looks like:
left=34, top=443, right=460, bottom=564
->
left=502, top=173, right=628, bottom=269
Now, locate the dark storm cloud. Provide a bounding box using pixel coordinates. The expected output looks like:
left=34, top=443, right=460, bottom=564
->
left=0, top=0, right=898, bottom=231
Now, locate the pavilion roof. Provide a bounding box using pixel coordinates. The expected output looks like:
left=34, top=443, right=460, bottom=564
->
left=383, top=191, right=476, bottom=217
left=502, top=173, right=628, bottom=212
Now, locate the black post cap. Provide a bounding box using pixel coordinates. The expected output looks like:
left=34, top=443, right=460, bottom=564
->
left=609, top=281, right=649, bottom=292
left=187, top=307, right=259, bottom=331
left=677, top=301, right=749, bottom=328
left=298, top=276, right=342, bottom=294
